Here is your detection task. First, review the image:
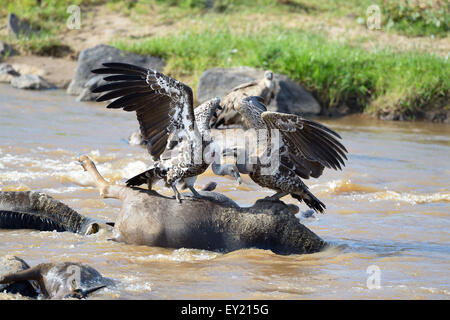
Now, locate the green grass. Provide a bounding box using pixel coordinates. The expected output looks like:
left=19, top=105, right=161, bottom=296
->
left=0, top=0, right=103, bottom=55
left=0, top=0, right=447, bottom=118
left=113, top=0, right=449, bottom=37
left=0, top=0, right=104, bottom=31
left=381, top=0, right=449, bottom=37
left=1, top=0, right=447, bottom=56
left=110, top=0, right=308, bottom=14
left=112, top=27, right=449, bottom=118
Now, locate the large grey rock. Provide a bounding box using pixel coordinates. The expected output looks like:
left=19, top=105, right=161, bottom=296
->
left=0, top=256, right=30, bottom=291
left=0, top=255, right=38, bottom=297
left=7, top=13, right=35, bottom=39
left=0, top=63, right=20, bottom=76
left=10, top=74, right=55, bottom=90
left=76, top=75, right=107, bottom=102
left=197, top=66, right=321, bottom=116
left=67, top=45, right=165, bottom=100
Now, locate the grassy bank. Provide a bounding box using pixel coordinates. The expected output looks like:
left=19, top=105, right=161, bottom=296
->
left=1, top=1, right=448, bottom=119
left=113, top=27, right=449, bottom=118
left=1, top=1, right=448, bottom=56
left=112, top=0, right=449, bottom=37
left=1, top=0, right=98, bottom=55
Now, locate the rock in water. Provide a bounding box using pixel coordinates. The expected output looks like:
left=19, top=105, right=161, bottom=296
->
left=76, top=75, right=107, bottom=102
left=0, top=255, right=38, bottom=298
left=10, top=74, right=55, bottom=90
left=197, top=67, right=258, bottom=103
left=67, top=45, right=165, bottom=100
left=0, top=63, right=20, bottom=83
left=275, top=74, right=321, bottom=115
left=197, top=66, right=321, bottom=117
left=0, top=63, right=20, bottom=76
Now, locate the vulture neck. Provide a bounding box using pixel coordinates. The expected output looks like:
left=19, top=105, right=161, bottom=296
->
left=264, top=78, right=274, bottom=90
left=238, top=105, right=266, bottom=131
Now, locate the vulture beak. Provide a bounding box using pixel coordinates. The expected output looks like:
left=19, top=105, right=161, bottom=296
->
left=230, top=167, right=242, bottom=185
left=264, top=70, right=273, bottom=80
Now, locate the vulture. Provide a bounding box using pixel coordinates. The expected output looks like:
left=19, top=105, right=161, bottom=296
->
left=91, top=62, right=241, bottom=202
left=211, top=70, right=276, bottom=128
left=228, top=96, right=348, bottom=213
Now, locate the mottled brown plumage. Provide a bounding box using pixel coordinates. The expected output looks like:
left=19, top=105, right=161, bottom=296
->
left=233, top=96, right=348, bottom=213
left=211, top=70, right=276, bottom=128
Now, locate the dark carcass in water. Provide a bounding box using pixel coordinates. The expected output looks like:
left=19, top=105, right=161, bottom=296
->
left=78, top=155, right=327, bottom=255
left=0, top=191, right=106, bottom=235
left=0, top=255, right=112, bottom=299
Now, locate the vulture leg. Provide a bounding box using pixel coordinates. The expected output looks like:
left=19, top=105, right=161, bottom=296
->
left=171, top=184, right=182, bottom=203
left=188, top=185, right=202, bottom=198
left=182, top=176, right=205, bottom=199
left=265, top=191, right=289, bottom=201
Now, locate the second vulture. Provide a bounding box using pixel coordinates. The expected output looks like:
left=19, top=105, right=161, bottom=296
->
left=223, top=96, right=348, bottom=213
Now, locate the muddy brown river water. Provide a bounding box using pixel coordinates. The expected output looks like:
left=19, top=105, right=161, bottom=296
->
left=0, top=84, right=449, bottom=299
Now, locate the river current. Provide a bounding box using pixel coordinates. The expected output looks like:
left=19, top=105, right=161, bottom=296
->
left=0, top=84, right=449, bottom=299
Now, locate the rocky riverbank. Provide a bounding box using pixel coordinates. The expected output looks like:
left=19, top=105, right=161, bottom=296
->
left=0, top=3, right=448, bottom=123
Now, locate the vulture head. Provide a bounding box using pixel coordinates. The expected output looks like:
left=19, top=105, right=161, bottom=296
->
left=240, top=96, right=267, bottom=113
left=264, top=70, right=274, bottom=81
left=211, top=162, right=242, bottom=185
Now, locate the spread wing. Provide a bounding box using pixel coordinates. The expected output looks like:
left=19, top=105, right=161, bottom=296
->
left=91, top=62, right=196, bottom=160
left=261, top=112, right=348, bottom=171
left=230, top=79, right=258, bottom=92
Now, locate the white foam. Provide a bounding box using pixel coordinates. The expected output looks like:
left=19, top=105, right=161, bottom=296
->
left=310, top=179, right=450, bottom=205
left=0, top=146, right=151, bottom=188
left=419, top=287, right=450, bottom=295
left=40, top=186, right=80, bottom=194
left=119, top=274, right=153, bottom=292
left=124, top=282, right=153, bottom=293
left=119, top=161, right=147, bottom=179
left=343, top=190, right=450, bottom=204
left=135, top=248, right=220, bottom=262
